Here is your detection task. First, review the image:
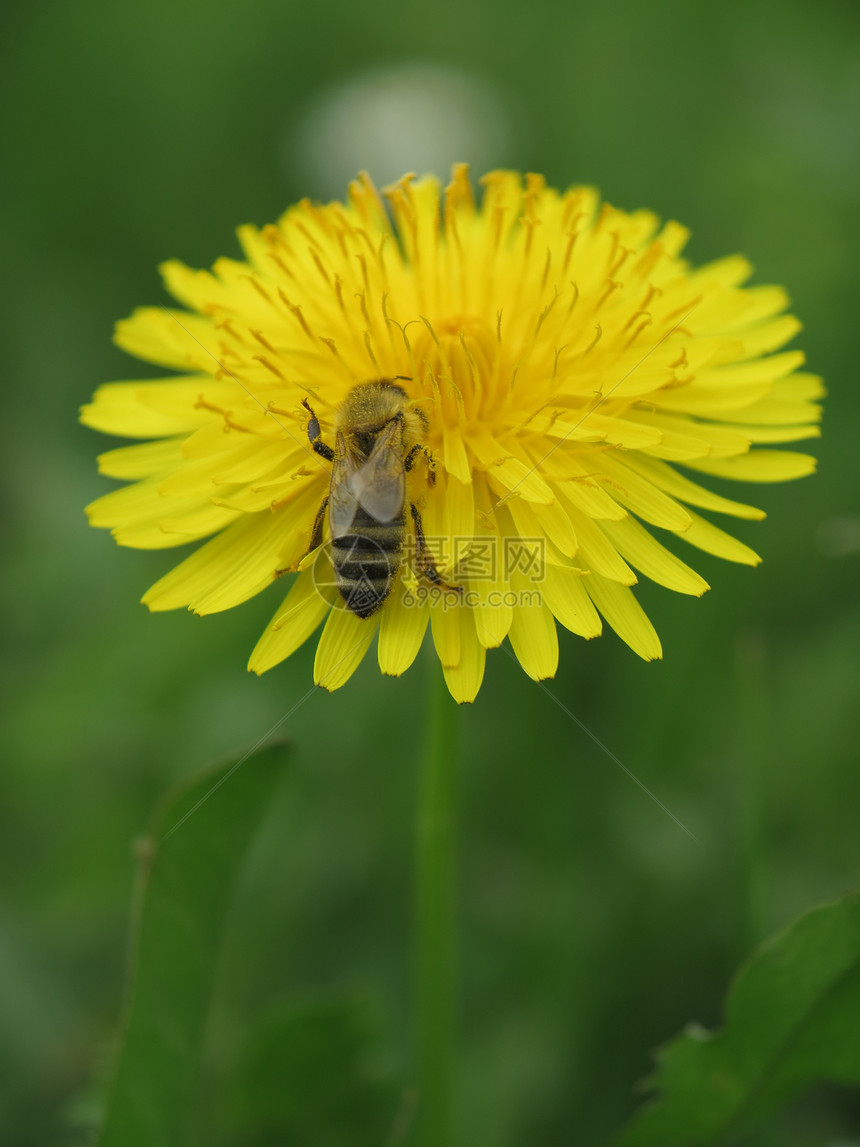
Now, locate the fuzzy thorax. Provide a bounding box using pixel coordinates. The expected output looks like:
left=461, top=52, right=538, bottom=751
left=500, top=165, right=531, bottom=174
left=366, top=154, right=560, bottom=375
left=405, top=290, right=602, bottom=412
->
left=333, top=379, right=429, bottom=457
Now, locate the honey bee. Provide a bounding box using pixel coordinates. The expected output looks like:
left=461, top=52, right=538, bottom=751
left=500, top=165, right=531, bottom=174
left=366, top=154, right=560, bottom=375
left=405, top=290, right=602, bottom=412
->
left=302, top=379, right=460, bottom=618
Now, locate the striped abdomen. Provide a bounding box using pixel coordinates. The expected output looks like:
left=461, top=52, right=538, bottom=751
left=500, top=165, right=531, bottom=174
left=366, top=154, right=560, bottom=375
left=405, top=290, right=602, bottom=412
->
left=331, top=505, right=405, bottom=619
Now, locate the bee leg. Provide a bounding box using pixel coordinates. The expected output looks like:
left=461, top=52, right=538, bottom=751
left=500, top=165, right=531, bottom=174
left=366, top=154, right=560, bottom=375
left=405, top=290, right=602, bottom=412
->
left=404, top=444, right=437, bottom=486
left=274, top=495, right=329, bottom=577
left=410, top=502, right=462, bottom=594
left=424, top=449, right=437, bottom=486
left=302, top=398, right=335, bottom=462
left=308, top=494, right=329, bottom=552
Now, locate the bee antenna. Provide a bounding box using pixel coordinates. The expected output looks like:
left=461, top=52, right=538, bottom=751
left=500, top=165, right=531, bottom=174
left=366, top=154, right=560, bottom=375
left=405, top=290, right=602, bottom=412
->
left=393, top=374, right=413, bottom=382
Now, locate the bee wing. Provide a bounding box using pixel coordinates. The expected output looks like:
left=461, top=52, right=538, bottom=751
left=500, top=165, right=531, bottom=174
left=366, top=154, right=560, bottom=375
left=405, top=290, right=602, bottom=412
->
left=328, top=434, right=362, bottom=539
left=350, top=418, right=406, bottom=523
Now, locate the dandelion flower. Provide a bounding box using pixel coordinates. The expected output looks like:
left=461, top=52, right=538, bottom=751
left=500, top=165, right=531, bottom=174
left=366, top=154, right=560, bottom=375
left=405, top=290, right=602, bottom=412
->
left=82, top=167, right=822, bottom=702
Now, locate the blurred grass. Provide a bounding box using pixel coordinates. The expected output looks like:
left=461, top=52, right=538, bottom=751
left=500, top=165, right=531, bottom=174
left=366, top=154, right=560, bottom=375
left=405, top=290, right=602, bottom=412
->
left=2, top=0, right=859, bottom=1143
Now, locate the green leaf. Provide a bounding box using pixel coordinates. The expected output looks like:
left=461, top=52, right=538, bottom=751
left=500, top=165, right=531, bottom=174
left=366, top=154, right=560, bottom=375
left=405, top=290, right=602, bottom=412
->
left=97, top=741, right=290, bottom=1147
left=224, top=987, right=402, bottom=1146
left=616, top=891, right=860, bottom=1146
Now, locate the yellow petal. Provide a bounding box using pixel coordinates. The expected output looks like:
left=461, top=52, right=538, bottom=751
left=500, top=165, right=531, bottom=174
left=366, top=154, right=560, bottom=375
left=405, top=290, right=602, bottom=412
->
left=690, top=289, right=782, bottom=337
left=486, top=459, right=555, bottom=505
left=541, top=565, right=602, bottom=639
left=442, top=425, right=473, bottom=483
left=142, top=484, right=323, bottom=613
left=97, top=437, right=186, bottom=479
left=114, top=307, right=222, bottom=371
left=467, top=531, right=514, bottom=648
left=81, top=377, right=231, bottom=438
left=569, top=412, right=663, bottom=450
left=654, top=381, right=774, bottom=416
left=699, top=349, right=805, bottom=388
left=126, top=502, right=240, bottom=548
left=421, top=482, right=453, bottom=580
left=159, top=259, right=224, bottom=311
left=178, top=406, right=289, bottom=456
left=633, top=411, right=752, bottom=459
left=599, top=516, right=709, bottom=596
left=507, top=573, right=558, bottom=681
left=212, top=439, right=295, bottom=484
left=442, top=606, right=486, bottom=703
left=156, top=442, right=265, bottom=497
left=314, top=607, right=379, bottom=691
left=674, top=511, right=761, bottom=566
left=144, top=517, right=265, bottom=612
left=154, top=438, right=295, bottom=502
left=584, top=575, right=662, bottom=661
left=506, top=496, right=577, bottom=562
left=737, top=314, right=802, bottom=358
left=430, top=597, right=461, bottom=667
left=655, top=218, right=691, bottom=257
left=690, top=254, right=753, bottom=289
left=773, top=371, right=825, bottom=402
left=683, top=450, right=816, bottom=483
left=558, top=498, right=637, bottom=584
left=620, top=412, right=714, bottom=463
left=215, top=470, right=319, bottom=514
left=739, top=284, right=792, bottom=325
left=248, top=569, right=332, bottom=674
left=550, top=456, right=627, bottom=519
left=423, top=472, right=476, bottom=577
left=86, top=477, right=240, bottom=549
left=592, top=454, right=693, bottom=531
left=443, top=474, right=476, bottom=553
left=470, top=425, right=554, bottom=504
left=531, top=495, right=578, bottom=558
left=719, top=379, right=821, bottom=426
left=378, top=579, right=430, bottom=676
left=471, top=580, right=513, bottom=648
left=620, top=455, right=765, bottom=520
left=712, top=422, right=820, bottom=444
left=467, top=483, right=513, bottom=648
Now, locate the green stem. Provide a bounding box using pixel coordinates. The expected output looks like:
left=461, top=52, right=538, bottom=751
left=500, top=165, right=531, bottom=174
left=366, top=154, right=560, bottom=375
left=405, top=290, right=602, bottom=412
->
left=415, top=665, right=459, bottom=1146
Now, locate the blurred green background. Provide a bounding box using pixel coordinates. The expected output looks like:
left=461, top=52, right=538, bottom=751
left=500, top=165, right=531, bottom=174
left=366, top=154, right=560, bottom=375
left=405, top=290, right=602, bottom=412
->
left=2, top=0, right=859, bottom=1142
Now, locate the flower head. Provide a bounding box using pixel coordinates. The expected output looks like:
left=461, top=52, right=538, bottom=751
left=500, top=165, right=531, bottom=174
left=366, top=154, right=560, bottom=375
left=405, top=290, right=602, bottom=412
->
left=82, top=167, right=821, bottom=702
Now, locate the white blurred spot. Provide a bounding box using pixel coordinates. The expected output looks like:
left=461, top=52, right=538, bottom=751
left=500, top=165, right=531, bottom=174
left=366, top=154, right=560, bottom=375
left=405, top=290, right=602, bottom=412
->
left=290, top=62, right=512, bottom=197
left=816, top=516, right=860, bottom=557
